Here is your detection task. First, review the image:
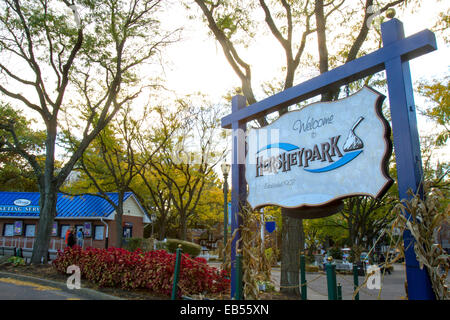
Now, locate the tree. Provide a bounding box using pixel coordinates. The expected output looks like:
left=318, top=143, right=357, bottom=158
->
left=431, top=6, right=449, bottom=43
left=133, top=163, right=174, bottom=240
left=148, top=97, right=229, bottom=240
left=192, top=178, right=224, bottom=229
left=341, top=196, right=396, bottom=254
left=64, top=100, right=182, bottom=247
left=419, top=136, right=449, bottom=201
left=303, top=217, right=347, bottom=256
left=0, top=0, right=176, bottom=263
left=190, top=0, right=411, bottom=296
left=0, top=103, right=45, bottom=191
left=417, top=76, right=450, bottom=146
left=129, top=101, right=191, bottom=240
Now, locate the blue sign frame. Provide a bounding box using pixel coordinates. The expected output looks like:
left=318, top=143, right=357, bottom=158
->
left=222, top=18, right=437, bottom=300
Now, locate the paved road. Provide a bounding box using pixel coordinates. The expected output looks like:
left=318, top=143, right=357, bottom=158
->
left=0, top=276, right=84, bottom=300
left=0, top=272, right=122, bottom=300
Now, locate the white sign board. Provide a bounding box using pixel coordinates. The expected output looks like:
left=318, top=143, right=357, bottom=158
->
left=13, top=199, right=31, bottom=206
left=246, top=86, right=393, bottom=210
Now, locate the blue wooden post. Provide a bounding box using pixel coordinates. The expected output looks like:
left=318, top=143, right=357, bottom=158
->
left=382, top=19, right=435, bottom=300
left=230, top=95, right=247, bottom=299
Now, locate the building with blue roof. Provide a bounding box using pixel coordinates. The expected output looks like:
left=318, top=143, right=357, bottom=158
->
left=0, top=191, right=150, bottom=250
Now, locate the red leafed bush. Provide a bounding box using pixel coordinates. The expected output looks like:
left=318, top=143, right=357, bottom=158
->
left=52, top=246, right=230, bottom=297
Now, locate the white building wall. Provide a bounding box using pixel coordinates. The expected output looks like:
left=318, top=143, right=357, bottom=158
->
left=111, top=196, right=150, bottom=223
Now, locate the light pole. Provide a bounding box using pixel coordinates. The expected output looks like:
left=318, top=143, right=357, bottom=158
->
left=150, top=213, right=156, bottom=238
left=221, top=162, right=230, bottom=263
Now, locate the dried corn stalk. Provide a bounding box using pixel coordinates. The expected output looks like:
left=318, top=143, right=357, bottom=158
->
left=222, top=205, right=273, bottom=299
left=393, top=185, right=449, bottom=300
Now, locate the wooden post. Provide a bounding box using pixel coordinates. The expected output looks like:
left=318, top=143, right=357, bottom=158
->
left=326, top=258, right=337, bottom=300
left=337, top=283, right=342, bottom=300
left=382, top=18, right=435, bottom=300
left=171, top=245, right=183, bottom=300
left=300, top=253, right=307, bottom=300
left=353, top=264, right=360, bottom=300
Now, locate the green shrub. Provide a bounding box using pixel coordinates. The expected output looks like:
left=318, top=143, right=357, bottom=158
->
left=305, top=265, right=320, bottom=272
left=305, top=254, right=316, bottom=264
left=7, top=256, right=25, bottom=266
left=124, top=238, right=156, bottom=252
left=328, top=247, right=343, bottom=260
left=141, top=238, right=155, bottom=251
left=165, top=238, right=201, bottom=258
left=155, top=240, right=168, bottom=251
left=124, top=238, right=143, bottom=252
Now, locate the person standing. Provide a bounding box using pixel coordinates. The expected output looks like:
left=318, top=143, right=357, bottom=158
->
left=65, top=227, right=71, bottom=247
left=76, top=228, right=84, bottom=248
left=67, top=229, right=76, bottom=248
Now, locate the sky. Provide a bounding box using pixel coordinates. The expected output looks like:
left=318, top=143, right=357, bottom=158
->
left=2, top=1, right=448, bottom=167
left=157, top=1, right=449, bottom=166
left=161, top=3, right=447, bottom=109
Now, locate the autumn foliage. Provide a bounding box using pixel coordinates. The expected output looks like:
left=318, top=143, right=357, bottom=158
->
left=52, top=246, right=230, bottom=297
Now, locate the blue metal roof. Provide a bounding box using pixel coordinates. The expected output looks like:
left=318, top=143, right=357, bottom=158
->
left=0, top=192, right=135, bottom=219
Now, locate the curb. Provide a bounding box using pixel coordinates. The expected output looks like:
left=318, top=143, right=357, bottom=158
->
left=0, top=271, right=123, bottom=300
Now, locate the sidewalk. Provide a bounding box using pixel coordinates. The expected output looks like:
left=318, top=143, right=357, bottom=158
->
left=270, top=266, right=329, bottom=300
left=207, top=261, right=410, bottom=300
left=208, top=261, right=327, bottom=299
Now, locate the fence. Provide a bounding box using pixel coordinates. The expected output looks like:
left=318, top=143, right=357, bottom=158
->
left=169, top=249, right=371, bottom=300
left=0, top=236, right=95, bottom=263
left=169, top=249, right=365, bottom=300
left=170, top=245, right=231, bottom=300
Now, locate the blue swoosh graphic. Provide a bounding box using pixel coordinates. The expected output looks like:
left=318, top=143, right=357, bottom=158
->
left=304, top=150, right=363, bottom=173
left=257, top=143, right=299, bottom=154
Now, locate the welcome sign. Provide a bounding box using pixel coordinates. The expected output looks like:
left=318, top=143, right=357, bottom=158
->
left=246, top=86, right=393, bottom=210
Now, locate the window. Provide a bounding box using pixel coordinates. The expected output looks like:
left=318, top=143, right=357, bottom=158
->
left=51, top=222, right=58, bottom=236
left=94, top=225, right=104, bottom=240
left=14, top=221, right=23, bottom=235
left=25, top=224, right=36, bottom=237
left=60, top=225, right=70, bottom=239
left=83, top=222, right=92, bottom=237
left=3, top=224, right=14, bottom=237
left=123, top=226, right=132, bottom=239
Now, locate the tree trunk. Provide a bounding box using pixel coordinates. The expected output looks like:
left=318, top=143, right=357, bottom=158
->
left=31, top=187, right=58, bottom=264
left=158, top=217, right=167, bottom=240
left=115, top=194, right=124, bottom=248
left=280, top=210, right=304, bottom=296
left=31, top=124, right=58, bottom=265
left=315, top=0, right=328, bottom=76
left=179, top=212, right=187, bottom=240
